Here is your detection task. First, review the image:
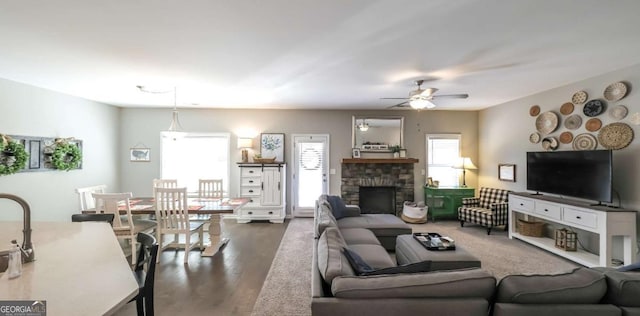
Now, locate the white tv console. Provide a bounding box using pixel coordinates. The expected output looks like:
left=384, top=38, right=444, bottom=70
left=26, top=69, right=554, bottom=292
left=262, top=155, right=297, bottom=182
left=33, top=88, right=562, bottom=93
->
left=509, top=192, right=637, bottom=267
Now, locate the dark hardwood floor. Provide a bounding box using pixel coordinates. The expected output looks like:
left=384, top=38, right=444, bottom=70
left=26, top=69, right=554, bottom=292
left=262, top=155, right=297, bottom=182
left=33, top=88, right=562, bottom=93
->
left=114, top=219, right=289, bottom=316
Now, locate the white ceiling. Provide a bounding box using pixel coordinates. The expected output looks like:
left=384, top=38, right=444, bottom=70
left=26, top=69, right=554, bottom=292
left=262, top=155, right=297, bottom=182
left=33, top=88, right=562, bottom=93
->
left=1, top=0, right=640, bottom=110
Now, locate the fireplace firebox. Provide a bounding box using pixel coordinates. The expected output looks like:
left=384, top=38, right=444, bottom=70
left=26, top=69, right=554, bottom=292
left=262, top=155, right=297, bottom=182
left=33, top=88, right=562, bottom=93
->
left=359, top=186, right=396, bottom=214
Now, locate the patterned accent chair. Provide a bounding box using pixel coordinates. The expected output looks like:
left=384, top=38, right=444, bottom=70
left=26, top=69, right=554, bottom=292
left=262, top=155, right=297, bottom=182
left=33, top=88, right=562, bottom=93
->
left=458, top=187, right=511, bottom=235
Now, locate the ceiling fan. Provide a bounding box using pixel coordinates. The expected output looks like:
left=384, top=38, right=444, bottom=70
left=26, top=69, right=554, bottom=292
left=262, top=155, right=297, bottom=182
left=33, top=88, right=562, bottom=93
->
left=382, top=79, right=469, bottom=110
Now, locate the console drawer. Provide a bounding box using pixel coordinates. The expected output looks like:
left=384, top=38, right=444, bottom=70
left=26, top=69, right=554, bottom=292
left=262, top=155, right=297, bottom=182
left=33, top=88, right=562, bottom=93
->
left=241, top=187, right=261, bottom=196
left=563, top=207, right=597, bottom=229
left=511, top=196, right=533, bottom=212
left=241, top=209, right=279, bottom=217
left=534, top=201, right=561, bottom=220
left=241, top=168, right=262, bottom=177
left=241, top=177, right=261, bottom=186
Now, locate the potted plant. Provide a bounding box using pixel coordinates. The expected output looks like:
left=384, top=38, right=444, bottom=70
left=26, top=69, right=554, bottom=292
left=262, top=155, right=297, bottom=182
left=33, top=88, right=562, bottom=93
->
left=390, top=145, right=402, bottom=158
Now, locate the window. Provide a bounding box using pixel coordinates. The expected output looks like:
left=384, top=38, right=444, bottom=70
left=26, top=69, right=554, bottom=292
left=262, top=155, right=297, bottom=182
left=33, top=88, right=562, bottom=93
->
left=426, top=134, right=461, bottom=187
left=160, top=133, right=230, bottom=195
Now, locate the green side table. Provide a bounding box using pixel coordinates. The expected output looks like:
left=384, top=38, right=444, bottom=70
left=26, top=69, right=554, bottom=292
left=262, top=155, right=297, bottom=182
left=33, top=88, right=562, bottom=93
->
left=424, top=186, right=475, bottom=222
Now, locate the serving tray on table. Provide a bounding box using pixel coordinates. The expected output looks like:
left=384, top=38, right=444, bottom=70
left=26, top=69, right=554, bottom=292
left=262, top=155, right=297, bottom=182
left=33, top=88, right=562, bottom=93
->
left=412, top=232, right=456, bottom=251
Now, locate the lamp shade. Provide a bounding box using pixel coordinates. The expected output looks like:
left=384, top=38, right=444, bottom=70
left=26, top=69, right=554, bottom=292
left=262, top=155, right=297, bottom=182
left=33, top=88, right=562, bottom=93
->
left=452, top=157, right=477, bottom=170
left=237, top=138, right=253, bottom=149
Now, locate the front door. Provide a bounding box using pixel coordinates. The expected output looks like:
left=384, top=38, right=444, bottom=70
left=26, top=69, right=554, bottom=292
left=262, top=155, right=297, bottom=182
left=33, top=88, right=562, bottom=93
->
left=291, top=134, right=329, bottom=217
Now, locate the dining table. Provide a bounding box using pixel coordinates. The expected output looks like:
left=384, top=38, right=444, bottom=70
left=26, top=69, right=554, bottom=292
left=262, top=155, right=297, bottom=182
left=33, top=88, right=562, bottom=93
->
left=0, top=221, right=139, bottom=316
left=84, top=197, right=249, bottom=257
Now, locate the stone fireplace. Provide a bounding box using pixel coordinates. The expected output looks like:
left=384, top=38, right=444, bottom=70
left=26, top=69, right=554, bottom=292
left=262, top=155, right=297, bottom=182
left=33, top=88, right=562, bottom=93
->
left=341, top=158, right=418, bottom=216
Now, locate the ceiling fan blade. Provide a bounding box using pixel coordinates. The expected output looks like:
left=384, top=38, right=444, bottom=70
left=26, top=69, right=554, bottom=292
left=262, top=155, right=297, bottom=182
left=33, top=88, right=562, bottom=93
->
left=386, top=100, right=409, bottom=109
left=380, top=97, right=408, bottom=100
left=431, top=93, right=469, bottom=99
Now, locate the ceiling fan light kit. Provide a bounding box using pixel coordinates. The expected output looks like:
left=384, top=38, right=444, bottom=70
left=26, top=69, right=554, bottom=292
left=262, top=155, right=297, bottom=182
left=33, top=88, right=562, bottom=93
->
left=382, top=79, right=468, bottom=110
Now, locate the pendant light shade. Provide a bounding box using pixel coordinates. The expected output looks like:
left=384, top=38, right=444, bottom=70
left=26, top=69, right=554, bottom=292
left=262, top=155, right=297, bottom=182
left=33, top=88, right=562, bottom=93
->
left=137, top=85, right=187, bottom=140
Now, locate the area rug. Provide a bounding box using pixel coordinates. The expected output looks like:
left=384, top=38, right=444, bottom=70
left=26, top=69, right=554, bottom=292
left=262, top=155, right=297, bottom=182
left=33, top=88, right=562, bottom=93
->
left=251, top=218, right=314, bottom=316
left=250, top=218, right=579, bottom=315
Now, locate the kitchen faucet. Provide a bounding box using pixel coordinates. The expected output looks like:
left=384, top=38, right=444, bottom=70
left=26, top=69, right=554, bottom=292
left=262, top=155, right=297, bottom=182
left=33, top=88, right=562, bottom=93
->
left=0, top=193, right=35, bottom=263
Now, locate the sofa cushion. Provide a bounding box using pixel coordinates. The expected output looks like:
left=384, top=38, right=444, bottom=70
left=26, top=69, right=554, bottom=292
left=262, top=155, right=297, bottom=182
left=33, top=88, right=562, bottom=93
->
left=598, top=268, right=640, bottom=307
left=343, top=247, right=433, bottom=276
left=495, top=267, right=607, bottom=304
left=326, top=195, right=348, bottom=219
left=331, top=268, right=496, bottom=299
left=317, top=227, right=354, bottom=284
left=315, top=201, right=338, bottom=238
left=340, top=228, right=381, bottom=246
left=348, top=244, right=395, bottom=269
left=337, top=214, right=411, bottom=237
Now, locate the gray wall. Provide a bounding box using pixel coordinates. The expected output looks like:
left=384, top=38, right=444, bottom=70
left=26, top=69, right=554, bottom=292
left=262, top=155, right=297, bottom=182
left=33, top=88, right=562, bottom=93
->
left=478, top=63, right=640, bottom=210
left=0, top=78, right=120, bottom=221
left=119, top=108, right=479, bottom=214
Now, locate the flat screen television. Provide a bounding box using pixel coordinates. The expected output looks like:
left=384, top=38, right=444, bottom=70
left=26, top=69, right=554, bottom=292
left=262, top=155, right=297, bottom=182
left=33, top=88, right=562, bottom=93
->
left=527, top=150, right=612, bottom=203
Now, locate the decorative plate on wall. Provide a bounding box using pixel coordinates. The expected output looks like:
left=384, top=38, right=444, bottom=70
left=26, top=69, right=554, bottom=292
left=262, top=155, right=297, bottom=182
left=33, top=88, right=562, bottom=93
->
left=603, top=82, right=628, bottom=102
left=572, top=133, right=597, bottom=150
left=585, top=118, right=602, bottom=132
left=609, top=104, right=628, bottom=121
left=529, top=105, right=541, bottom=116
left=559, top=131, right=573, bottom=144
left=571, top=90, right=588, bottom=104
left=630, top=112, right=640, bottom=125
left=560, top=102, right=574, bottom=115
left=541, top=137, right=558, bottom=151
left=598, top=123, right=634, bottom=150
left=535, top=111, right=559, bottom=135
left=583, top=99, right=606, bottom=117
left=529, top=132, right=541, bottom=144
left=564, top=114, right=582, bottom=130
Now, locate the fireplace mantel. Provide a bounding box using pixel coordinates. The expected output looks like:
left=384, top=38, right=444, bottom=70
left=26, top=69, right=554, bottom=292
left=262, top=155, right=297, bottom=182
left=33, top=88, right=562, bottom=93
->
left=342, top=158, right=419, bottom=164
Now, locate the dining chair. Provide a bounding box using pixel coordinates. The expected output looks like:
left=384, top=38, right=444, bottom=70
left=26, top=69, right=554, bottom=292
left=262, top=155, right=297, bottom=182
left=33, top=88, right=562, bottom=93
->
left=93, top=192, right=157, bottom=265
left=198, top=179, right=224, bottom=199
left=129, top=232, right=158, bottom=316
left=71, top=213, right=115, bottom=225
left=152, top=179, right=178, bottom=196
left=154, top=187, right=205, bottom=264
left=75, top=184, right=107, bottom=211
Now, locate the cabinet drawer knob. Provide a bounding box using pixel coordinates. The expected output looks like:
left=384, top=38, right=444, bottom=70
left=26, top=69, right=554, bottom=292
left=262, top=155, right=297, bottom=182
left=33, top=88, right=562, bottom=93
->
left=520, top=203, right=524, bottom=206
left=269, top=211, right=273, bottom=215
left=544, top=209, right=549, bottom=212
left=249, top=170, right=254, bottom=173
left=576, top=216, right=581, bottom=219
left=249, top=180, right=254, bottom=183
left=248, top=211, right=253, bottom=215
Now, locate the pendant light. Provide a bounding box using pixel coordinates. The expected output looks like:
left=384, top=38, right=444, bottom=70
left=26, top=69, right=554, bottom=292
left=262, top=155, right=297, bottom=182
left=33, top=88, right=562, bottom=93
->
left=137, top=85, right=186, bottom=140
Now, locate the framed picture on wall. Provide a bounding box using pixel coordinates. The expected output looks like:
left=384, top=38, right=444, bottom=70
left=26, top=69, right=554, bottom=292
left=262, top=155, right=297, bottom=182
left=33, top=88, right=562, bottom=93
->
left=260, top=133, right=285, bottom=162
left=352, top=148, right=361, bottom=158
left=498, top=164, right=516, bottom=182
left=130, top=148, right=150, bottom=162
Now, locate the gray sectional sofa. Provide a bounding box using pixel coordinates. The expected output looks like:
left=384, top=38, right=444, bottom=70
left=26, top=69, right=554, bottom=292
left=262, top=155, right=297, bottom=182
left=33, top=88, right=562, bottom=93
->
left=312, top=195, right=640, bottom=316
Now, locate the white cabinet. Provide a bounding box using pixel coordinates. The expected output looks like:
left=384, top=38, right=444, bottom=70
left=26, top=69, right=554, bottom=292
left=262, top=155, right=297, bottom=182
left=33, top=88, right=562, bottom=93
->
left=509, top=193, right=637, bottom=267
left=237, top=163, right=286, bottom=224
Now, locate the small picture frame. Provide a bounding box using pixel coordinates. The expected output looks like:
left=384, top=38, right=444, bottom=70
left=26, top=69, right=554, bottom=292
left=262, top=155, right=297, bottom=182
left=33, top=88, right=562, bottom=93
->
left=352, top=148, right=361, bottom=158
left=130, top=148, right=150, bottom=162
left=498, top=164, right=516, bottom=182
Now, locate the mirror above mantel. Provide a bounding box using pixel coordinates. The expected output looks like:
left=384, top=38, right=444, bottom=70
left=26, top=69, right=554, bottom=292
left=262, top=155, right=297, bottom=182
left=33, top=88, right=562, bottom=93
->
left=352, top=116, right=404, bottom=152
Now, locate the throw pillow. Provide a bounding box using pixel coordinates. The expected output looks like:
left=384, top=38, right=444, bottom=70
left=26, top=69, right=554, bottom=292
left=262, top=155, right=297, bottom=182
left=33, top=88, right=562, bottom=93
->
left=617, top=261, right=640, bottom=272
left=343, top=247, right=374, bottom=275
left=343, top=247, right=433, bottom=276
left=326, top=195, right=347, bottom=219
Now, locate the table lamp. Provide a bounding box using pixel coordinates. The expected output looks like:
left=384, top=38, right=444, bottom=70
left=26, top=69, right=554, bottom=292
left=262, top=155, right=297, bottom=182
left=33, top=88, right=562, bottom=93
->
left=238, top=138, right=253, bottom=163
left=452, top=157, right=477, bottom=187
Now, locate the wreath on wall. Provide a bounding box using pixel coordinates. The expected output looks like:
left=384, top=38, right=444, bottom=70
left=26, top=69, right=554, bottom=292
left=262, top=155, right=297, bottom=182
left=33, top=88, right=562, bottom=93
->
left=0, top=135, right=28, bottom=176
left=52, top=139, right=82, bottom=171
